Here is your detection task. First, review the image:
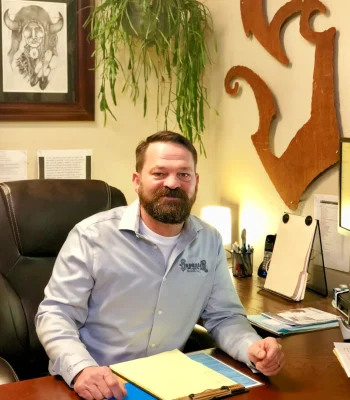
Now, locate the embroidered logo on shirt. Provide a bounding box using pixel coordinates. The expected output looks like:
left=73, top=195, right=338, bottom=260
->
left=180, top=259, right=208, bottom=272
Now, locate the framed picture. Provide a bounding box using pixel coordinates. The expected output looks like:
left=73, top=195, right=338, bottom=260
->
left=0, top=0, right=94, bottom=121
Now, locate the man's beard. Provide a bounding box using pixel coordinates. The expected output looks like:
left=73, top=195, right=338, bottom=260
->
left=138, top=184, right=197, bottom=224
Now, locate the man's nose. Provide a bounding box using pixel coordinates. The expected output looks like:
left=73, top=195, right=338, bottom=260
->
left=164, top=175, right=180, bottom=189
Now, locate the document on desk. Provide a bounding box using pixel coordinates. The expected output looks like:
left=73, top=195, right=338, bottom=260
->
left=334, top=343, right=350, bottom=377
left=262, top=307, right=338, bottom=326
left=248, top=314, right=338, bottom=336
left=110, top=349, right=238, bottom=400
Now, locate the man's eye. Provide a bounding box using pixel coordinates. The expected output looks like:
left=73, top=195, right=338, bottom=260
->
left=179, top=173, right=191, bottom=179
left=153, top=172, right=164, bottom=177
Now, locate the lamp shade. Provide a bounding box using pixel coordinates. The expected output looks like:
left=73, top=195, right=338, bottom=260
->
left=339, top=138, right=350, bottom=236
left=200, top=206, right=232, bottom=246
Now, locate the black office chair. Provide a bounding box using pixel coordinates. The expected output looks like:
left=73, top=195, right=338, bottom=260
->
left=0, top=179, right=215, bottom=385
left=0, top=179, right=127, bottom=383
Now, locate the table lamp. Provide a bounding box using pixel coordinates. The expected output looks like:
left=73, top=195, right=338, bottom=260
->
left=339, top=137, right=350, bottom=236
left=200, top=206, right=232, bottom=248
left=338, top=137, right=350, bottom=340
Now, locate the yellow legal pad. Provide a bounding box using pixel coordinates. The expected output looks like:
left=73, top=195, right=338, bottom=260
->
left=110, top=349, right=237, bottom=400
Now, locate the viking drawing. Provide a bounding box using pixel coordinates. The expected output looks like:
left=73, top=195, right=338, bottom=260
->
left=4, top=5, right=64, bottom=90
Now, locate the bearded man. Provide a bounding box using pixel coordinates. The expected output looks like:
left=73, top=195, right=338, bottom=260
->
left=35, top=131, right=284, bottom=400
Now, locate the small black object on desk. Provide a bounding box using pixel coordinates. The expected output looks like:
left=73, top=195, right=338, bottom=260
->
left=338, top=291, right=350, bottom=342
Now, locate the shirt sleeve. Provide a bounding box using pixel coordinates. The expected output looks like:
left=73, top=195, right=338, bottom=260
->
left=201, top=235, right=262, bottom=367
left=35, top=224, right=99, bottom=386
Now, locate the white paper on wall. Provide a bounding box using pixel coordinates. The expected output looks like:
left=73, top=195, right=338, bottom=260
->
left=0, top=150, right=27, bottom=182
left=37, top=149, right=92, bottom=179
left=314, top=194, right=350, bottom=272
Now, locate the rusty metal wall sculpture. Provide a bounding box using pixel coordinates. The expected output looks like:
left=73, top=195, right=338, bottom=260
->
left=225, top=0, right=339, bottom=210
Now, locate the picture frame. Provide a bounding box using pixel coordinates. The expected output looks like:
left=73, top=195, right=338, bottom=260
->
left=0, top=0, right=94, bottom=121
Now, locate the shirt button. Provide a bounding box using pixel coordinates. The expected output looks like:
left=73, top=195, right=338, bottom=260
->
left=158, top=310, right=163, bottom=315
left=150, top=343, right=156, bottom=348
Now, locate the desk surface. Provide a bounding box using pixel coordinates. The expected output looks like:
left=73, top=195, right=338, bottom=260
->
left=1, top=275, right=349, bottom=400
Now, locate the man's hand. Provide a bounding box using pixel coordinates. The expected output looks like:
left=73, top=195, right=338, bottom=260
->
left=73, top=366, right=127, bottom=400
left=248, top=337, right=284, bottom=376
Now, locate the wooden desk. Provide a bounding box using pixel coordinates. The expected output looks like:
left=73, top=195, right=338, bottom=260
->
left=1, top=275, right=349, bottom=399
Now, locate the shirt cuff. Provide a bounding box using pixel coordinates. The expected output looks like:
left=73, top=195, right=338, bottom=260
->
left=247, top=360, right=260, bottom=373
left=236, top=334, right=261, bottom=364
left=62, top=358, right=99, bottom=387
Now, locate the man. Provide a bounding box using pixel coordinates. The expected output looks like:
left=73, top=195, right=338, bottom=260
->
left=35, top=131, right=284, bottom=400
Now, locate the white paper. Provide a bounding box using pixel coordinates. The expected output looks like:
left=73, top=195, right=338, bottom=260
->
left=0, top=150, right=27, bottom=182
left=314, top=195, right=350, bottom=272
left=277, top=308, right=337, bottom=325
left=263, top=319, right=283, bottom=327
left=37, top=149, right=92, bottom=179
left=334, top=343, right=350, bottom=377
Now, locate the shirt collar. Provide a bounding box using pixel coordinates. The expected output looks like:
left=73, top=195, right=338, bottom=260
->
left=119, top=199, right=203, bottom=236
left=119, top=199, right=141, bottom=232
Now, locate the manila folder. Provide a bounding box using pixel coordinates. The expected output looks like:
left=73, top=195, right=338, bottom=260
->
left=110, top=349, right=236, bottom=400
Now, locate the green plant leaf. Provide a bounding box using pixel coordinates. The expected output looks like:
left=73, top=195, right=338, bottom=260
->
left=84, top=0, right=215, bottom=154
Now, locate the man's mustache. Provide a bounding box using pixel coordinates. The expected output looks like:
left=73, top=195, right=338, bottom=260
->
left=155, top=187, right=188, bottom=200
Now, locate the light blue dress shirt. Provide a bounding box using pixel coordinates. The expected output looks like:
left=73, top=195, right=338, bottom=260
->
left=35, top=200, right=261, bottom=385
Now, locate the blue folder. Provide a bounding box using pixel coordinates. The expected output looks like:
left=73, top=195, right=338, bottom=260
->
left=114, top=382, right=157, bottom=400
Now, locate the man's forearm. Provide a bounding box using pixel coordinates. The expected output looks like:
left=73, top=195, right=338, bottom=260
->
left=36, top=310, right=98, bottom=385
left=209, top=315, right=262, bottom=365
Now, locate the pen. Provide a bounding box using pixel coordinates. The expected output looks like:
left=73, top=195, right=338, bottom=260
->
left=232, top=243, right=241, bottom=253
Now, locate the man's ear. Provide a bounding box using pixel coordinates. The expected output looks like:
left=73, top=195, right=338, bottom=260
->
left=132, top=172, right=140, bottom=194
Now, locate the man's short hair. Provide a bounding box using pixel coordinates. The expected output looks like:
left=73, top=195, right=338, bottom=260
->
left=135, top=131, right=198, bottom=172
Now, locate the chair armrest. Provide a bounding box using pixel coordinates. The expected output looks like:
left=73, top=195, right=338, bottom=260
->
left=0, top=357, right=19, bottom=385
left=183, top=324, right=217, bottom=353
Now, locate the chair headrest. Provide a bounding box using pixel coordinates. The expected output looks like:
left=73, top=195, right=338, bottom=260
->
left=0, top=179, right=127, bottom=257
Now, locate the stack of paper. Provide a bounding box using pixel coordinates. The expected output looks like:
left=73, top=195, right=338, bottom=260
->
left=248, top=308, right=339, bottom=336
left=334, top=343, right=350, bottom=377
left=262, top=307, right=338, bottom=325
left=110, top=349, right=237, bottom=400
left=264, top=214, right=317, bottom=301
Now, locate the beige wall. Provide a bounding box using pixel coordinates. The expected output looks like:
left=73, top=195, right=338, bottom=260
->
left=1, top=0, right=348, bottom=288
left=0, top=62, right=218, bottom=214
left=205, top=0, right=349, bottom=288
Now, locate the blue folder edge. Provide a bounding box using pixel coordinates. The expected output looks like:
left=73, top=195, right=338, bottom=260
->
left=111, top=351, right=262, bottom=399
left=187, top=352, right=262, bottom=388
left=123, top=382, right=157, bottom=400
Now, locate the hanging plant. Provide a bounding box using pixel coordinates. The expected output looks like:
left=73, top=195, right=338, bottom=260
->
left=84, top=0, right=215, bottom=153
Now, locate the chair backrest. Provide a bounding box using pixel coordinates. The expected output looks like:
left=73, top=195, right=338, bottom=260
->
left=0, top=179, right=127, bottom=380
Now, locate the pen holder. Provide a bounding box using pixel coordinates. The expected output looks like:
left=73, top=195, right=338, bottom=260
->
left=232, top=252, right=253, bottom=278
